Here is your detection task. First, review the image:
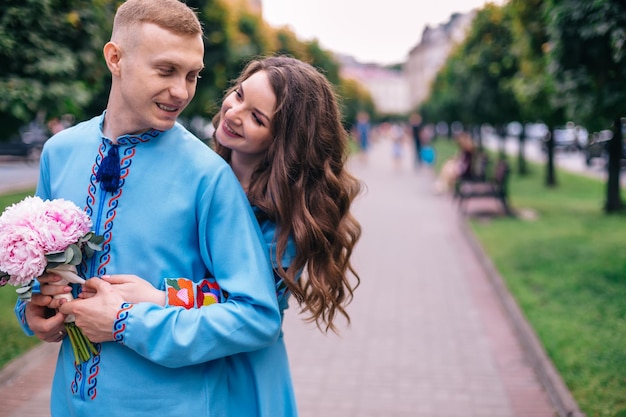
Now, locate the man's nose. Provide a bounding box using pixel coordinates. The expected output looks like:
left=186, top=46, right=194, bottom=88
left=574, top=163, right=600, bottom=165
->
left=169, top=77, right=190, bottom=101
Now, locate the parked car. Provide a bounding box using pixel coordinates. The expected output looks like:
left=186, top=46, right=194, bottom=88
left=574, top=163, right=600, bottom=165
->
left=0, top=140, right=43, bottom=163
left=541, top=122, right=588, bottom=152
left=0, top=117, right=50, bottom=163
left=584, top=129, right=626, bottom=167
left=554, top=127, right=577, bottom=150
left=524, top=122, right=549, bottom=141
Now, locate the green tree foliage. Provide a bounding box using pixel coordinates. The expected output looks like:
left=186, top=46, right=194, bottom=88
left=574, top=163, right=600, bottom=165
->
left=183, top=0, right=233, bottom=118
left=0, top=0, right=115, bottom=140
left=508, top=0, right=556, bottom=123
left=422, top=4, right=520, bottom=131
left=337, top=77, right=375, bottom=131
left=0, top=0, right=367, bottom=144
left=457, top=4, right=520, bottom=128
left=420, top=53, right=467, bottom=126
left=303, top=40, right=341, bottom=86
left=185, top=0, right=345, bottom=123
left=272, top=26, right=308, bottom=59
left=545, top=0, right=626, bottom=211
left=545, top=0, right=626, bottom=131
left=508, top=0, right=562, bottom=182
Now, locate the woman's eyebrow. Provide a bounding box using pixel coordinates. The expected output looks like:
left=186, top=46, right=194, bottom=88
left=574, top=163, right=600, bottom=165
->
left=240, top=83, right=272, bottom=123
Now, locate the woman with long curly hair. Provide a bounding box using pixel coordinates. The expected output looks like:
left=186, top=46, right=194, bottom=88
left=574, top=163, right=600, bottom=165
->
left=212, top=55, right=362, bottom=333
left=209, top=56, right=363, bottom=416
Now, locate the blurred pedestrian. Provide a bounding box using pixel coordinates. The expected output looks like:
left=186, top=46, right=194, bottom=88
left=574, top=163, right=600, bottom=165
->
left=390, top=122, right=406, bottom=171
left=420, top=134, right=436, bottom=168
left=410, top=112, right=424, bottom=167
left=434, top=131, right=475, bottom=193
left=47, top=118, right=65, bottom=135
left=355, top=111, right=371, bottom=163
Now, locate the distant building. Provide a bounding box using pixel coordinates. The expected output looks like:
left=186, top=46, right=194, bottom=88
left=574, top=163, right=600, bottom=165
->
left=334, top=11, right=475, bottom=116
left=248, top=0, right=262, bottom=14
left=227, top=0, right=262, bottom=14
left=256, top=3, right=473, bottom=117
left=404, top=11, right=476, bottom=109
left=338, top=56, right=411, bottom=116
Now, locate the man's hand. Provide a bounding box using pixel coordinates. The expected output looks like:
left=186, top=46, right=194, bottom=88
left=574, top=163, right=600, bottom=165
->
left=59, top=278, right=125, bottom=343
left=24, top=294, right=67, bottom=343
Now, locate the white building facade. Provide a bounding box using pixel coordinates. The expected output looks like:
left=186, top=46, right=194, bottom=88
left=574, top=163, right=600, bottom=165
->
left=335, top=11, right=475, bottom=117
left=339, top=62, right=412, bottom=116
left=404, top=11, right=476, bottom=109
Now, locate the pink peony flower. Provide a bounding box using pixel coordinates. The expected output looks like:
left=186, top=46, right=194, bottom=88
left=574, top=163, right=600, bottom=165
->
left=0, top=224, right=47, bottom=286
left=40, top=199, right=92, bottom=252
left=0, top=196, right=94, bottom=285
left=0, top=195, right=103, bottom=364
left=0, top=196, right=47, bottom=229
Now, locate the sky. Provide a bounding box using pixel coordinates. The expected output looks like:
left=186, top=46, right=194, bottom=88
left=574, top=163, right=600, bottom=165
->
left=262, top=0, right=506, bottom=65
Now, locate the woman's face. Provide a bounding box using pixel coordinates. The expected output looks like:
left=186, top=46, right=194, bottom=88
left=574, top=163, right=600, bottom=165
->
left=215, top=70, right=277, bottom=161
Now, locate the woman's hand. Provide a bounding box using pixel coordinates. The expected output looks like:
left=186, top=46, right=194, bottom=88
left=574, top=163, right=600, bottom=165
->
left=37, top=272, right=73, bottom=310
left=79, top=275, right=165, bottom=306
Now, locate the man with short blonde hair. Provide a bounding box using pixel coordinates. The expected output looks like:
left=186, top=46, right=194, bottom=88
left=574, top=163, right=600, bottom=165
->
left=16, top=1, right=281, bottom=416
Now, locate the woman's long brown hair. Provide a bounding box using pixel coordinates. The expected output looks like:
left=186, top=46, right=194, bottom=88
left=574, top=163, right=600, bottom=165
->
left=213, top=56, right=363, bottom=333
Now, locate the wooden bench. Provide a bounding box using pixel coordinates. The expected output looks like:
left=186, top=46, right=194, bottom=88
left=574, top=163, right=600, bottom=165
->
left=455, top=158, right=512, bottom=216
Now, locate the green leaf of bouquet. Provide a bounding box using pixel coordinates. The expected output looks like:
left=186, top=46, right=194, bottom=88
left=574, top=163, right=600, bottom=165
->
left=88, top=235, right=104, bottom=250
left=15, top=281, right=34, bottom=301
left=83, top=245, right=95, bottom=259
left=86, top=240, right=103, bottom=251
left=46, top=252, right=67, bottom=263
left=80, top=232, right=94, bottom=242
left=67, top=245, right=83, bottom=265
left=17, top=291, right=33, bottom=302
left=15, top=286, right=31, bottom=294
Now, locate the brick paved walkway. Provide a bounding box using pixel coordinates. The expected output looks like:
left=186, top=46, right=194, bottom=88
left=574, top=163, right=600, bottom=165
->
left=0, top=138, right=579, bottom=416
left=0, top=343, right=57, bottom=417
left=281, top=138, right=560, bottom=416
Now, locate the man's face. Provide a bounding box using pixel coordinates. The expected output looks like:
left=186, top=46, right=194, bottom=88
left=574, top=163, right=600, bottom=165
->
left=116, top=22, right=204, bottom=135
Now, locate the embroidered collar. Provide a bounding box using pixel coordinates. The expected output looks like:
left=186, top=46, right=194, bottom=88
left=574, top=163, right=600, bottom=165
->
left=97, top=111, right=164, bottom=146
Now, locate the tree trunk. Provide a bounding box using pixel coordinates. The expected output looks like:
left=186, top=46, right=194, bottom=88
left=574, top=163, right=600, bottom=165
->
left=498, top=125, right=506, bottom=159
left=518, top=125, right=528, bottom=176
left=473, top=125, right=483, bottom=151
left=604, top=117, right=623, bottom=213
left=545, top=128, right=557, bottom=187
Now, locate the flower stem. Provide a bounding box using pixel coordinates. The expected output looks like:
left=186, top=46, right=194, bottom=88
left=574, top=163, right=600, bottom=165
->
left=66, top=326, right=80, bottom=364
left=65, top=322, right=98, bottom=363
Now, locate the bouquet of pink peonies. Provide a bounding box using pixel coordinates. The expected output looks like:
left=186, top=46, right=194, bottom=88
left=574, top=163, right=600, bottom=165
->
left=0, top=196, right=104, bottom=363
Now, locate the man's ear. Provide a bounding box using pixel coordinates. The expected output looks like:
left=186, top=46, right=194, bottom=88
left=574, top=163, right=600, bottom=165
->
left=103, top=41, right=122, bottom=76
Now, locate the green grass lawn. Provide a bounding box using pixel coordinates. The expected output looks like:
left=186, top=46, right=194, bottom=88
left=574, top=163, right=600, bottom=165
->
left=0, top=189, right=41, bottom=368
left=434, top=138, right=626, bottom=417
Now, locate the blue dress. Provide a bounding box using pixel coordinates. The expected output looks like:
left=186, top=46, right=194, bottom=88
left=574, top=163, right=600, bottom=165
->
left=226, top=208, right=299, bottom=416
left=165, top=207, right=300, bottom=416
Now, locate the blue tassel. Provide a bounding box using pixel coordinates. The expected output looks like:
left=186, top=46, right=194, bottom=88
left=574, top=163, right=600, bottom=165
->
left=96, top=145, right=120, bottom=192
